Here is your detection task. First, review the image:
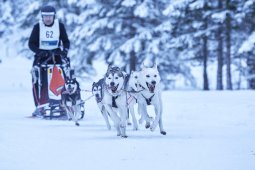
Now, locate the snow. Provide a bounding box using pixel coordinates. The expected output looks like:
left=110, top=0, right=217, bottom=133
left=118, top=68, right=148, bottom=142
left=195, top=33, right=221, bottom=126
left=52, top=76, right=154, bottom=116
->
left=134, top=2, right=149, bottom=18
left=0, top=57, right=255, bottom=170
left=238, top=31, right=255, bottom=53
left=189, top=0, right=204, bottom=10
left=211, top=11, right=228, bottom=23
left=122, top=0, right=136, bottom=7
left=163, top=0, right=188, bottom=16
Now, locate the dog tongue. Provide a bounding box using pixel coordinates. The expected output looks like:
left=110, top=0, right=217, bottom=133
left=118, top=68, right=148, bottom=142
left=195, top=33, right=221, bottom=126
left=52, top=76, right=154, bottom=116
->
left=148, top=84, right=155, bottom=92
left=96, top=97, right=102, bottom=103
left=111, top=87, right=117, bottom=93
left=110, top=85, right=118, bottom=93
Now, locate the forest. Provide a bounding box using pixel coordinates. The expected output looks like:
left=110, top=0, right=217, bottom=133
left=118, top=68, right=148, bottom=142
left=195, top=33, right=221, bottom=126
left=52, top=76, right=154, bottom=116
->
left=0, top=0, right=254, bottom=90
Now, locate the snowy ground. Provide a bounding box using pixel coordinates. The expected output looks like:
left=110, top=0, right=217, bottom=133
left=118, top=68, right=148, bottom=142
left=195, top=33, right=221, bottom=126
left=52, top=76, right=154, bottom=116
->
left=0, top=57, right=255, bottom=170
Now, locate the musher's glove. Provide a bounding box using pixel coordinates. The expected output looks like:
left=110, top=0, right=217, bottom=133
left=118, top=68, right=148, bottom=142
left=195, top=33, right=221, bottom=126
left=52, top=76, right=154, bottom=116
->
left=52, top=48, right=68, bottom=57
left=52, top=48, right=62, bottom=56
left=61, top=48, right=68, bottom=58
left=36, top=50, right=50, bottom=58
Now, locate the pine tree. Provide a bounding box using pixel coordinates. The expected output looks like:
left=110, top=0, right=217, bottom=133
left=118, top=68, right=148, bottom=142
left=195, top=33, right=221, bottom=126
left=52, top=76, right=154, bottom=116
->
left=216, top=0, right=224, bottom=90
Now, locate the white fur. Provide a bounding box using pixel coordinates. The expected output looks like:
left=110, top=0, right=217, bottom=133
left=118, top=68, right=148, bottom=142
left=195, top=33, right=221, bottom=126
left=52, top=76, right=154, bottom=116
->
left=125, top=71, right=141, bottom=130
left=136, top=63, right=166, bottom=135
left=102, top=66, right=128, bottom=137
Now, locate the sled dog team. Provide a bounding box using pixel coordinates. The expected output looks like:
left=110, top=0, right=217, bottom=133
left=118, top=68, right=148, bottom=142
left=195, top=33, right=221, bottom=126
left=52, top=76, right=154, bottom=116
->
left=28, top=5, right=166, bottom=138
left=91, top=63, right=166, bottom=138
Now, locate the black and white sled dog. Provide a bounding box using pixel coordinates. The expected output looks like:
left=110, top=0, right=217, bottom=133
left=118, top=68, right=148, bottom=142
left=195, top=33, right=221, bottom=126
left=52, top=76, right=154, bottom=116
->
left=62, top=77, right=82, bottom=126
left=136, top=63, right=166, bottom=135
left=92, top=71, right=140, bottom=131
left=92, top=78, right=111, bottom=130
left=102, top=65, right=129, bottom=138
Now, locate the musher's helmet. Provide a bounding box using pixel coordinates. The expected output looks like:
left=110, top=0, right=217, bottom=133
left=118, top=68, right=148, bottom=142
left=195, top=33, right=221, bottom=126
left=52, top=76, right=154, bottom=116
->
left=41, top=5, right=56, bottom=17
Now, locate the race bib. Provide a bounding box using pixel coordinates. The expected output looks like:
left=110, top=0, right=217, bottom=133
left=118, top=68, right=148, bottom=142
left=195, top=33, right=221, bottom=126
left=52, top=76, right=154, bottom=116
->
left=39, top=19, right=60, bottom=50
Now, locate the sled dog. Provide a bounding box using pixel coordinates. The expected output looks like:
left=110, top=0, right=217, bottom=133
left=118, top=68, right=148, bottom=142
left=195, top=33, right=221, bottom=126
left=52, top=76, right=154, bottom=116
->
left=92, top=78, right=111, bottom=130
left=137, top=63, right=166, bottom=135
left=62, top=77, right=82, bottom=126
left=102, top=65, right=128, bottom=137
left=124, top=71, right=142, bottom=130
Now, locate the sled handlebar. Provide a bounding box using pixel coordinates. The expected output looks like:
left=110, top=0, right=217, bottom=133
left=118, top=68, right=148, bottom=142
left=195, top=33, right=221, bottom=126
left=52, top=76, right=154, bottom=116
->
left=40, top=63, right=69, bottom=68
left=39, top=50, right=69, bottom=66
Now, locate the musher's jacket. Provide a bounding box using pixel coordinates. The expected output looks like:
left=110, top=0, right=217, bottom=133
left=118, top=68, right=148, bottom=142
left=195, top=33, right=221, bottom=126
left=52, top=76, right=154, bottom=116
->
left=28, top=19, right=70, bottom=54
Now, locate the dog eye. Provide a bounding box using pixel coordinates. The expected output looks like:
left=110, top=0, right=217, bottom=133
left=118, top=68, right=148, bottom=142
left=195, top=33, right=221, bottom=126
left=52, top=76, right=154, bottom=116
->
left=146, top=75, right=150, bottom=78
left=135, top=76, right=138, bottom=79
left=115, top=77, right=118, bottom=79
left=154, top=75, right=157, bottom=77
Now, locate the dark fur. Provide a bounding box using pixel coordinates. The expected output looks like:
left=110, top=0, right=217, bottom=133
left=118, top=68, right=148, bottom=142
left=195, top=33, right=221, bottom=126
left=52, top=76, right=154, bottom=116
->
left=62, top=78, right=81, bottom=105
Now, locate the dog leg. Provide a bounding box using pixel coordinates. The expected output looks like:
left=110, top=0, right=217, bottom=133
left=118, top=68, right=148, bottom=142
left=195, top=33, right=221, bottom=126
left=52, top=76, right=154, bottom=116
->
left=138, top=103, right=145, bottom=124
left=157, top=92, right=166, bottom=135
left=138, top=103, right=151, bottom=128
left=158, top=97, right=166, bottom=135
left=65, top=106, right=73, bottom=121
left=129, top=105, right=138, bottom=130
left=119, top=107, right=128, bottom=138
left=73, top=105, right=81, bottom=126
left=101, top=107, right=111, bottom=130
left=66, top=106, right=80, bottom=126
left=120, top=125, right=127, bottom=138
left=104, top=105, right=121, bottom=136
left=150, top=105, right=160, bottom=131
left=127, top=114, right=132, bottom=126
left=159, top=116, right=166, bottom=135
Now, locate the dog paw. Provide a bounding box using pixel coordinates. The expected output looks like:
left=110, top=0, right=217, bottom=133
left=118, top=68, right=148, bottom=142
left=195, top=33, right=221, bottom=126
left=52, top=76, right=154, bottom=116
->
left=127, top=119, right=132, bottom=126
left=160, top=131, right=166, bottom=135
left=150, top=126, right=156, bottom=132
left=121, top=135, right=128, bottom=138
left=145, top=122, right=150, bottom=129
left=75, top=122, right=80, bottom=126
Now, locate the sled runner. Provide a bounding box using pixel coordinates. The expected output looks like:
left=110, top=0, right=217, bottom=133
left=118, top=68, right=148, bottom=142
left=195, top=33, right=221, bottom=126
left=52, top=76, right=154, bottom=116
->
left=31, top=51, right=85, bottom=120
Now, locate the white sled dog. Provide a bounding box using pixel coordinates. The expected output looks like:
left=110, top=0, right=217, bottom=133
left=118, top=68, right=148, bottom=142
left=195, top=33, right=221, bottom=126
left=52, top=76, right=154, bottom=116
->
left=92, top=78, right=111, bottom=130
left=125, top=71, right=141, bottom=130
left=102, top=65, right=129, bottom=138
left=137, top=63, right=166, bottom=135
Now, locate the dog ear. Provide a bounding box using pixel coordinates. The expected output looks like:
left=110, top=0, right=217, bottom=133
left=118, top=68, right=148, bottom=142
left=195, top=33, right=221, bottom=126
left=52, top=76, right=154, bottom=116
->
left=153, top=61, right=158, bottom=69
left=141, top=62, right=146, bottom=70
left=107, top=64, right=113, bottom=72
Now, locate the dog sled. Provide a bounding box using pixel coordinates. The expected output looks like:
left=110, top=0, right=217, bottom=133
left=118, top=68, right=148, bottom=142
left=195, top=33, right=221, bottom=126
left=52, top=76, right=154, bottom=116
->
left=31, top=51, right=85, bottom=120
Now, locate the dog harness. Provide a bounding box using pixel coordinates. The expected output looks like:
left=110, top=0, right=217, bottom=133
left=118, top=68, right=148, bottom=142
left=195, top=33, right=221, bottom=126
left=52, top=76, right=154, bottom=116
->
left=112, top=96, right=118, bottom=108
left=39, top=19, right=60, bottom=50
left=141, top=94, right=155, bottom=105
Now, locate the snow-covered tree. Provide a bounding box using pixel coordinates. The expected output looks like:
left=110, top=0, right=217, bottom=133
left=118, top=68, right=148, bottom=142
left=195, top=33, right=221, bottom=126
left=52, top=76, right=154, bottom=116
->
left=0, top=0, right=254, bottom=90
